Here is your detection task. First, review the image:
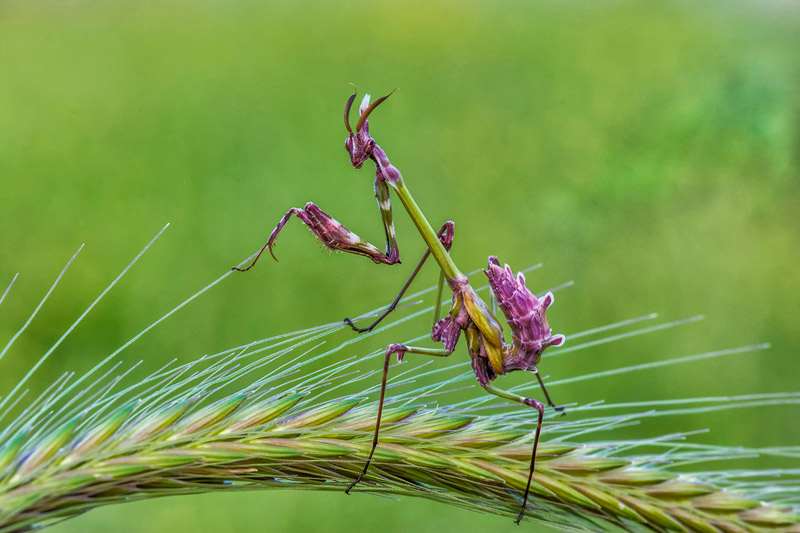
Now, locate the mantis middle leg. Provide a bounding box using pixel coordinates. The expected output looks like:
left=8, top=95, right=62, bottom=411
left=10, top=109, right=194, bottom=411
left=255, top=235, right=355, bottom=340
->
left=344, top=221, right=455, bottom=333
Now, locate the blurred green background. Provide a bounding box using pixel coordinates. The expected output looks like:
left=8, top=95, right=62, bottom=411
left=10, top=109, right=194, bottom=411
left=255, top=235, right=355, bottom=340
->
left=1, top=1, right=798, bottom=531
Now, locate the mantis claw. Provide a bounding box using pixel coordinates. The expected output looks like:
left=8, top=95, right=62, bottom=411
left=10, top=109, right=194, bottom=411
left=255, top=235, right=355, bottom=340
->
left=231, top=262, right=258, bottom=272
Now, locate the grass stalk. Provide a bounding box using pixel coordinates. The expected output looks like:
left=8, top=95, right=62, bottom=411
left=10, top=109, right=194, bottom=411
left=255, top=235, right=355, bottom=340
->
left=0, top=231, right=798, bottom=532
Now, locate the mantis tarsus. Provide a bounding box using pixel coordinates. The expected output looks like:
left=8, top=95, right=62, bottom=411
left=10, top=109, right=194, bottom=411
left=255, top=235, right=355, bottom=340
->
left=233, top=89, right=566, bottom=524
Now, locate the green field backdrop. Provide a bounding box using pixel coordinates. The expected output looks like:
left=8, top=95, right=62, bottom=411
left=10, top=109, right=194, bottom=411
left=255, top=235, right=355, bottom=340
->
left=1, top=1, right=798, bottom=531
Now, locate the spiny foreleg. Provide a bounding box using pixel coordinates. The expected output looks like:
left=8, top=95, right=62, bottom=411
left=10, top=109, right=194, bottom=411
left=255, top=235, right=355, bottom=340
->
left=232, top=202, right=401, bottom=272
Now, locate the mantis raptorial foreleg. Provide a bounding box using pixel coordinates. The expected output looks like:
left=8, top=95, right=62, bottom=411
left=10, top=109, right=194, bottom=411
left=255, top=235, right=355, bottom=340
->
left=344, top=221, right=455, bottom=333
left=345, top=343, right=454, bottom=494
left=232, top=186, right=401, bottom=272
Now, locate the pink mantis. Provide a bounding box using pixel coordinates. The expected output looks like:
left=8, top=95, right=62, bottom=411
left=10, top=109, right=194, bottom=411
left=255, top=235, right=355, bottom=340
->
left=233, top=89, right=565, bottom=523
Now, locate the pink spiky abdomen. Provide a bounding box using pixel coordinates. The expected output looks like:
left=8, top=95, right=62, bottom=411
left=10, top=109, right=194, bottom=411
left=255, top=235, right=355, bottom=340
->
left=484, top=256, right=565, bottom=370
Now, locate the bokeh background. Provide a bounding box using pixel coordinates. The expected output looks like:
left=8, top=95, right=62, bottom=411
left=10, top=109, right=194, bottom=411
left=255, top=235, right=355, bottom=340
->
left=1, top=1, right=798, bottom=531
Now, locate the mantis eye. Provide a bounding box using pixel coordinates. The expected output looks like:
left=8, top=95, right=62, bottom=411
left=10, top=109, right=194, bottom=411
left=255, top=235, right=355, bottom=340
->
left=345, top=138, right=353, bottom=152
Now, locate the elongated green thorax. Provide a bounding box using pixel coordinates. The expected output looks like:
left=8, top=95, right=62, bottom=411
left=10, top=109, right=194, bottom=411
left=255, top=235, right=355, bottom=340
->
left=389, top=178, right=466, bottom=284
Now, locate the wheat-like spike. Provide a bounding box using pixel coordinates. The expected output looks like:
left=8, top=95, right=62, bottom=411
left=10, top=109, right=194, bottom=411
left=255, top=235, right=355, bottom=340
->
left=1, top=233, right=797, bottom=532
left=0, top=390, right=798, bottom=532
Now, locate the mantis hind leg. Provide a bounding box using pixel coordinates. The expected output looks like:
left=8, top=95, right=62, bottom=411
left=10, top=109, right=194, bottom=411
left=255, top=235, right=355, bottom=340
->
left=344, top=221, right=455, bottom=333
left=346, top=343, right=453, bottom=494
left=533, top=369, right=565, bottom=414
left=482, top=383, right=545, bottom=524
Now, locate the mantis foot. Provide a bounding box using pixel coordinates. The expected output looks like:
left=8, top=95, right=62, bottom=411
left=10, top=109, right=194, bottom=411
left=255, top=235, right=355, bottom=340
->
left=344, top=472, right=365, bottom=494
left=343, top=317, right=373, bottom=333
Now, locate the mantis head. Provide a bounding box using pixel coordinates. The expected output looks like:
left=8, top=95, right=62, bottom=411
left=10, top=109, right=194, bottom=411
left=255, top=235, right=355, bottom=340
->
left=344, top=89, right=396, bottom=169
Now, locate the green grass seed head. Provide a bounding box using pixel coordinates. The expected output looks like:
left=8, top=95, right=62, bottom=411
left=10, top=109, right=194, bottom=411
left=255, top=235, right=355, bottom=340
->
left=0, top=236, right=797, bottom=532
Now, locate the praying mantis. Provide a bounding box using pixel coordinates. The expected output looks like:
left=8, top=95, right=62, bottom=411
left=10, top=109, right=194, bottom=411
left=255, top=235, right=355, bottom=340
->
left=233, top=89, right=566, bottom=524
